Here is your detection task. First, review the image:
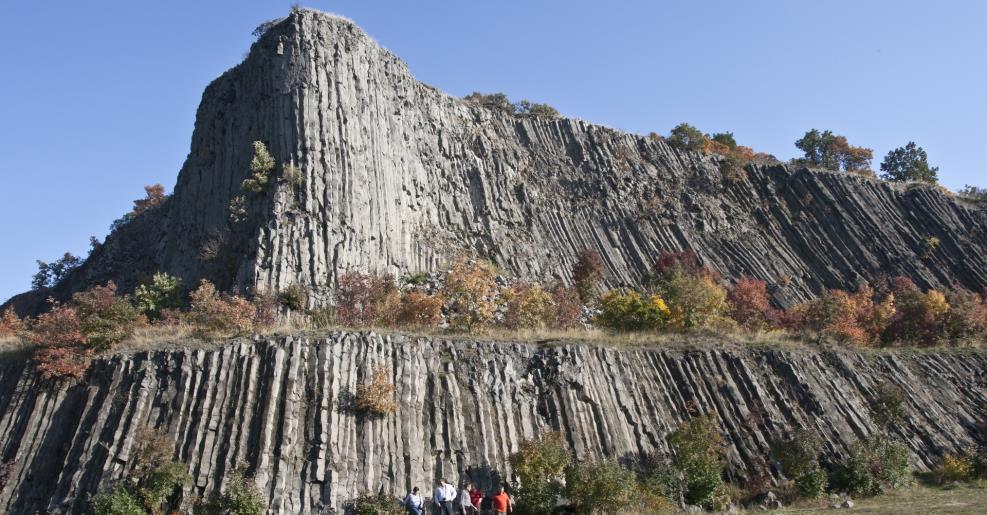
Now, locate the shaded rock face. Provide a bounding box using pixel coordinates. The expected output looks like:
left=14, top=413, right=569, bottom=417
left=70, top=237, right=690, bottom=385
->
left=0, top=333, right=983, bottom=513
left=6, top=8, right=986, bottom=312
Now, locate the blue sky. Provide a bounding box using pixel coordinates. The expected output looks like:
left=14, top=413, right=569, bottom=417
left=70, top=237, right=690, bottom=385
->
left=1, top=0, right=985, bottom=302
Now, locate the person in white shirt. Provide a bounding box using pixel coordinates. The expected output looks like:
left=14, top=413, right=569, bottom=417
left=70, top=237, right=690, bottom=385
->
left=403, top=486, right=423, bottom=515
left=434, top=478, right=456, bottom=515
left=458, top=482, right=476, bottom=515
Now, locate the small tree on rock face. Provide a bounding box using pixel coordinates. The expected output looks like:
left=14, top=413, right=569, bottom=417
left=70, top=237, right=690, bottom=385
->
left=551, top=286, right=582, bottom=329
left=396, top=291, right=443, bottom=328
left=134, top=273, right=183, bottom=319
left=241, top=141, right=276, bottom=193
left=667, top=123, right=709, bottom=153
left=503, top=283, right=556, bottom=330
left=441, top=258, right=498, bottom=334
left=515, top=100, right=560, bottom=119
left=354, top=365, right=398, bottom=417
left=880, top=142, right=938, bottom=183
left=131, top=184, right=168, bottom=217
left=572, top=249, right=606, bottom=304
left=595, top=290, right=669, bottom=331
left=0, top=308, right=25, bottom=338
left=770, top=429, right=828, bottom=498
left=727, top=277, right=778, bottom=331
left=795, top=129, right=873, bottom=172
left=185, top=280, right=256, bottom=338
left=29, top=300, right=92, bottom=381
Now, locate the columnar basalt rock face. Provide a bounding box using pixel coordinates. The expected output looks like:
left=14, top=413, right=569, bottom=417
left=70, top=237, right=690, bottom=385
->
left=0, top=333, right=983, bottom=513
left=6, top=8, right=985, bottom=315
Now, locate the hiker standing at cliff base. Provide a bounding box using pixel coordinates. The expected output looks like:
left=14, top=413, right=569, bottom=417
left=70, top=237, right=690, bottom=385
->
left=434, top=478, right=456, bottom=515
left=468, top=483, right=483, bottom=514
left=491, top=483, right=513, bottom=514
left=459, top=482, right=477, bottom=514
left=403, top=486, right=424, bottom=515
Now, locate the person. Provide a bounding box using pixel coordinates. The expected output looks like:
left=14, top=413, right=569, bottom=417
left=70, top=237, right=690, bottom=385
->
left=458, top=482, right=476, bottom=515
left=434, top=478, right=456, bottom=515
left=490, top=483, right=513, bottom=514
left=468, top=483, right=484, bottom=514
left=403, top=486, right=424, bottom=515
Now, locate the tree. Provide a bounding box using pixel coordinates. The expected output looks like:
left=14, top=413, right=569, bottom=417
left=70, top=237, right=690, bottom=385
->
left=509, top=432, right=571, bottom=515
left=564, top=460, right=637, bottom=513
left=710, top=132, right=737, bottom=150
left=241, top=141, right=276, bottom=193
left=667, top=414, right=726, bottom=509
left=794, top=129, right=873, bottom=172
left=134, top=273, right=183, bottom=319
left=463, top=92, right=516, bottom=115
left=515, top=100, right=560, bottom=118
left=880, top=142, right=939, bottom=183
left=131, top=184, right=168, bottom=217
left=73, top=282, right=142, bottom=350
left=667, top=123, right=709, bottom=153
left=31, top=252, right=82, bottom=290
left=441, top=258, right=499, bottom=334
left=571, top=249, right=606, bottom=303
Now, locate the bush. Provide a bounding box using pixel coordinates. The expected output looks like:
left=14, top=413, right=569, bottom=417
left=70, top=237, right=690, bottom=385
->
left=279, top=284, right=309, bottom=311
left=29, top=300, right=93, bottom=380
left=551, top=286, right=582, bottom=329
left=727, top=277, right=778, bottom=331
left=943, top=287, right=987, bottom=344
left=91, top=487, right=143, bottom=515
left=31, top=252, right=82, bottom=290
left=281, top=163, right=303, bottom=186
left=796, top=285, right=892, bottom=346
left=880, top=142, right=938, bottom=184
left=869, top=383, right=907, bottom=430
left=794, top=129, right=873, bottom=172
left=134, top=273, right=183, bottom=319
left=241, top=141, right=276, bottom=193
left=441, top=258, right=499, bottom=334
left=34, top=345, right=93, bottom=381
left=666, top=414, right=726, bottom=509
left=250, top=290, right=279, bottom=331
left=771, top=429, right=828, bottom=498
left=655, top=272, right=729, bottom=332
left=503, top=283, right=555, bottom=330
left=204, top=471, right=266, bottom=515
left=935, top=453, right=975, bottom=484
left=333, top=271, right=398, bottom=327
left=667, top=123, right=709, bottom=153
left=515, top=100, right=560, bottom=119
left=130, top=184, right=168, bottom=217
left=0, top=307, right=25, bottom=337
left=73, top=282, right=142, bottom=350
left=830, top=434, right=910, bottom=497
left=463, top=92, right=516, bottom=115
left=396, top=291, right=443, bottom=328
left=884, top=279, right=949, bottom=346
left=572, top=249, right=606, bottom=304
left=354, top=365, right=397, bottom=417
left=564, top=460, right=637, bottom=513
left=348, top=492, right=402, bottom=515
left=509, top=431, right=571, bottom=515
left=595, top=290, right=669, bottom=331
left=185, top=280, right=256, bottom=338
left=136, top=461, right=190, bottom=513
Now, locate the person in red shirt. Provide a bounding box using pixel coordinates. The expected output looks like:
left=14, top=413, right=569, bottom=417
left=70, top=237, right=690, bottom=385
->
left=490, top=483, right=513, bottom=514
left=467, top=483, right=483, bottom=514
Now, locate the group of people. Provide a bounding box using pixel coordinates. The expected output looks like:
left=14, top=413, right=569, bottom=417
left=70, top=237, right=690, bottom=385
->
left=402, top=479, right=513, bottom=515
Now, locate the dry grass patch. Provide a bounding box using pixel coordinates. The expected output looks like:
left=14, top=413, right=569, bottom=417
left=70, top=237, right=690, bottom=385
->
left=777, top=483, right=987, bottom=514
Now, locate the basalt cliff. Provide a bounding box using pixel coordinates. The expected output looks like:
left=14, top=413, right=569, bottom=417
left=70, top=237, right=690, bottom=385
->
left=0, top=333, right=984, bottom=513
left=5, top=8, right=987, bottom=313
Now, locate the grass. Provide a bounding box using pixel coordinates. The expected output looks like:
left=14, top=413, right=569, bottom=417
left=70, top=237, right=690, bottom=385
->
left=777, top=483, right=987, bottom=514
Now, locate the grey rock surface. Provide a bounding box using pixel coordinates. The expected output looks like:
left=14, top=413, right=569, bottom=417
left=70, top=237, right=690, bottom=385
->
left=0, top=332, right=983, bottom=513
left=6, top=8, right=986, bottom=313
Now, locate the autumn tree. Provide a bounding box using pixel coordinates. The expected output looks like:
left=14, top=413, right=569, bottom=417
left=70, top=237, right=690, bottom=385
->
left=794, top=129, right=873, bottom=172
left=667, top=123, right=709, bottom=153
left=73, top=282, right=142, bottom=350
left=572, top=249, right=606, bottom=303
left=131, top=184, right=168, bottom=217
left=880, top=142, right=939, bottom=183
left=185, top=280, right=256, bottom=338
left=441, top=258, right=498, bottom=334
left=726, top=277, right=778, bottom=331
left=503, top=283, right=556, bottom=330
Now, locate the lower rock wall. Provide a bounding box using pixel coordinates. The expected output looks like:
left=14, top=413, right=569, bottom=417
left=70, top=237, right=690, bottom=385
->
left=0, top=333, right=984, bottom=513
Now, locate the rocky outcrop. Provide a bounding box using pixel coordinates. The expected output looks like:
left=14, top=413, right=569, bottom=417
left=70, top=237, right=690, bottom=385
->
left=0, top=332, right=983, bottom=513
left=6, top=8, right=986, bottom=314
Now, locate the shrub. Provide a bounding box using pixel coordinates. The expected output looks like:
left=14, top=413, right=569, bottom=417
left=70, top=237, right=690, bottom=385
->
left=666, top=414, right=726, bottom=509
left=884, top=280, right=949, bottom=346
left=869, top=383, right=907, bottom=430
left=206, top=471, right=266, bottom=515
left=463, top=92, right=515, bottom=115
left=515, top=100, right=560, bottom=118
left=354, top=365, right=397, bottom=417
left=185, top=280, right=255, bottom=338
left=333, top=271, right=398, bottom=327
left=136, top=461, right=190, bottom=513
left=595, top=290, right=669, bottom=331
left=134, top=273, right=183, bottom=319
left=28, top=300, right=86, bottom=347
left=73, top=282, right=142, bottom=350
left=396, top=291, right=443, bottom=328
left=880, top=142, right=938, bottom=184
left=503, top=283, right=555, bottom=330
left=943, top=287, right=987, bottom=344
left=348, top=492, right=402, bottom=515
left=250, top=290, right=279, bottom=331
left=726, top=277, right=778, bottom=331
left=935, top=453, right=975, bottom=484
left=281, top=163, right=303, bottom=186
left=441, top=258, right=499, bottom=334
left=667, top=123, right=709, bottom=153
left=656, top=273, right=729, bottom=333
left=551, top=286, right=582, bottom=329
left=770, top=429, right=828, bottom=498
left=509, top=431, right=570, bottom=515
left=564, top=460, right=637, bottom=513
left=830, top=434, right=910, bottom=497
left=91, top=487, right=143, bottom=515
left=31, top=252, right=82, bottom=290
left=0, top=307, right=25, bottom=337
left=797, top=285, right=892, bottom=346
left=241, top=141, right=276, bottom=193
left=34, top=345, right=93, bottom=381
left=572, top=249, right=606, bottom=304
left=279, top=284, right=309, bottom=311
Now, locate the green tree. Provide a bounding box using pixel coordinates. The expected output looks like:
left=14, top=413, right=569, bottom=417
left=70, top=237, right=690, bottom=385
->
left=667, top=123, right=709, bottom=153
left=667, top=414, right=726, bottom=508
left=515, top=100, right=560, bottom=118
left=564, top=460, right=637, bottom=513
left=509, top=431, right=571, bottom=515
left=241, top=141, right=276, bottom=193
left=134, top=273, right=183, bottom=319
left=91, top=487, right=144, bottom=515
left=795, top=129, right=873, bottom=172
left=771, top=429, right=828, bottom=498
left=880, top=142, right=939, bottom=183
left=711, top=132, right=737, bottom=150
left=73, top=282, right=142, bottom=350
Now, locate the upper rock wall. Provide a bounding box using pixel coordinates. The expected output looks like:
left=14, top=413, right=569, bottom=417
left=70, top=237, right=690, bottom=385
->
left=0, top=333, right=983, bottom=513
left=9, top=8, right=985, bottom=311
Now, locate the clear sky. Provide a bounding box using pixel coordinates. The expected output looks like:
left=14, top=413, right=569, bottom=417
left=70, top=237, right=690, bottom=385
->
left=1, top=0, right=985, bottom=302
